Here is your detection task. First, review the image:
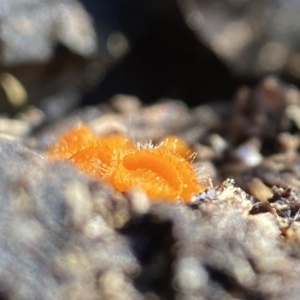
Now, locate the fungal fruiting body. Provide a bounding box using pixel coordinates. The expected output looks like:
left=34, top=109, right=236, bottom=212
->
left=112, top=148, right=203, bottom=201
left=48, top=126, right=96, bottom=160
left=49, top=126, right=206, bottom=202
left=159, top=135, right=195, bottom=162
left=70, top=135, right=136, bottom=182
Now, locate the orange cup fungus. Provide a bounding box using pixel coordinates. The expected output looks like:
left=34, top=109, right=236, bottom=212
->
left=159, top=135, right=195, bottom=162
left=48, top=125, right=206, bottom=202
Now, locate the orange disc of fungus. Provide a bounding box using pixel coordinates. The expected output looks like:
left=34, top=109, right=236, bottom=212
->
left=70, top=134, right=135, bottom=182
left=48, top=125, right=206, bottom=202
left=48, top=126, right=97, bottom=160
left=111, top=148, right=205, bottom=202
left=159, top=135, right=195, bottom=162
